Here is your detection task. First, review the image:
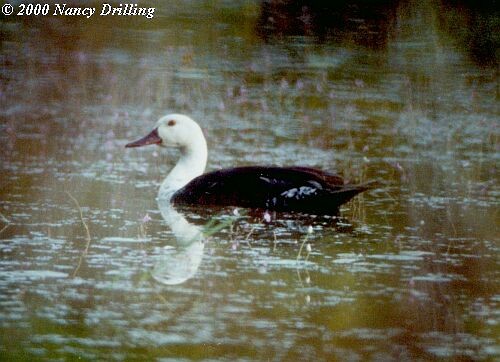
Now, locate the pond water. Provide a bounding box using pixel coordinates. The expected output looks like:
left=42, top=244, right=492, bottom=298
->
left=0, top=0, right=498, bottom=360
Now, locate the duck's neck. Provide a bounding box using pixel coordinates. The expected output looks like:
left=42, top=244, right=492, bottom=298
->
left=158, top=137, right=208, bottom=199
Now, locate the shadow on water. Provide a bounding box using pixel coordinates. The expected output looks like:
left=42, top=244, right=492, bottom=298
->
left=257, top=0, right=399, bottom=48
left=258, top=0, right=499, bottom=65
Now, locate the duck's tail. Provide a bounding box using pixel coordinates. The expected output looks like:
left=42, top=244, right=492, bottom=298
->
left=327, top=180, right=380, bottom=207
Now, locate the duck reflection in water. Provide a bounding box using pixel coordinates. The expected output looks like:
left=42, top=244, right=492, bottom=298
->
left=152, top=198, right=359, bottom=285
left=153, top=199, right=248, bottom=285
left=151, top=199, right=205, bottom=285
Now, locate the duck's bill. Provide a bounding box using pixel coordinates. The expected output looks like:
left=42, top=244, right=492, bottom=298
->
left=125, top=128, right=162, bottom=148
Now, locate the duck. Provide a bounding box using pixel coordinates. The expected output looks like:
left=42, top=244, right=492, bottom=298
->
left=126, top=114, right=375, bottom=215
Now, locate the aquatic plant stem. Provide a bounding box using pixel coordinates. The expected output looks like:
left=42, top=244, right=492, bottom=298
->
left=65, top=191, right=91, bottom=277
left=243, top=226, right=254, bottom=248
left=296, top=234, right=309, bottom=262
left=0, top=225, right=9, bottom=235
left=0, top=211, right=9, bottom=224
left=304, top=246, right=310, bottom=263
left=66, top=191, right=91, bottom=243
left=0, top=211, right=10, bottom=235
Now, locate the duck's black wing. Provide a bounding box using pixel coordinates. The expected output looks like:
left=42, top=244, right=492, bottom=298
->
left=171, top=166, right=372, bottom=215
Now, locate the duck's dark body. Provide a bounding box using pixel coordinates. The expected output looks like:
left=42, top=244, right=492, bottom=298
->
left=171, top=166, right=372, bottom=215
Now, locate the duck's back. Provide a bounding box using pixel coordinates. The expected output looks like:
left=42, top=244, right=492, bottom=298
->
left=171, top=166, right=371, bottom=215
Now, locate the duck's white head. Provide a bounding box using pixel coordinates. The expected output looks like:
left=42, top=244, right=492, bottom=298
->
left=126, top=114, right=208, bottom=198
left=126, top=113, right=206, bottom=153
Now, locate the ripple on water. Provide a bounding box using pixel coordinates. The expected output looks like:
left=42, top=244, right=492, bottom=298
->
left=411, top=273, right=467, bottom=283
left=323, top=292, right=357, bottom=306
left=332, top=253, right=364, bottom=265
left=0, top=270, right=68, bottom=282
left=101, top=236, right=151, bottom=243
left=339, top=327, right=403, bottom=341
left=419, top=331, right=498, bottom=359
left=127, top=329, right=187, bottom=346
left=367, top=250, right=434, bottom=261
left=32, top=334, right=122, bottom=348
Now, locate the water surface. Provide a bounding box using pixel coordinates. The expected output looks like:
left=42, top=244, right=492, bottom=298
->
left=0, top=1, right=498, bottom=360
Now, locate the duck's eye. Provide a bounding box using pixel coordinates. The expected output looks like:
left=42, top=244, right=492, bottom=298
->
left=167, top=120, right=176, bottom=126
